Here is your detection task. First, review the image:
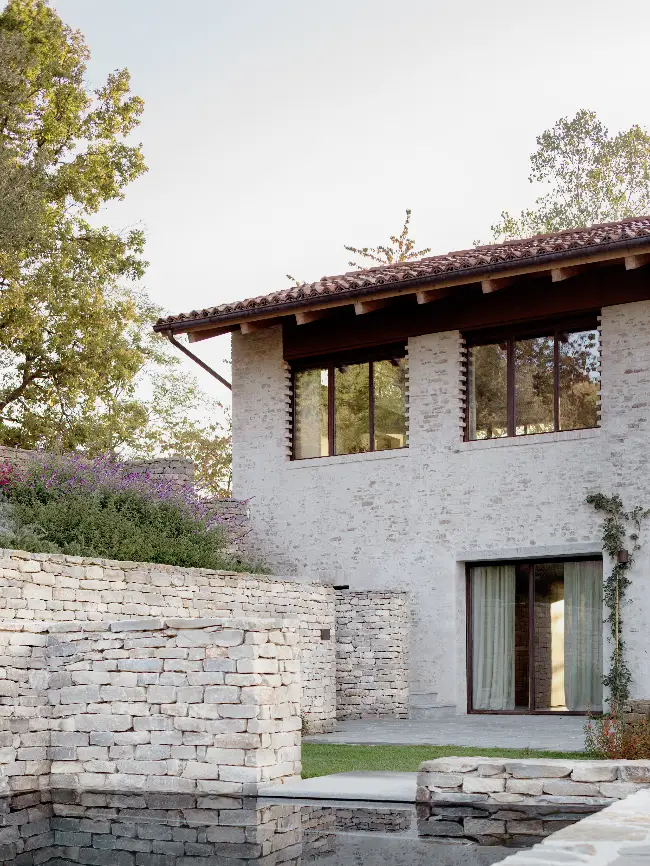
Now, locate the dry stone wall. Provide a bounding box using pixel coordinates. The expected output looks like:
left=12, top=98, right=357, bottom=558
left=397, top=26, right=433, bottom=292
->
left=0, top=617, right=301, bottom=797
left=416, top=756, right=650, bottom=808
left=335, top=591, right=409, bottom=719
left=0, top=549, right=336, bottom=732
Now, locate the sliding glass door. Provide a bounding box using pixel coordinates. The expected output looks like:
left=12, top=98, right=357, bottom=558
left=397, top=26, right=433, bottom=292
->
left=468, top=559, right=603, bottom=713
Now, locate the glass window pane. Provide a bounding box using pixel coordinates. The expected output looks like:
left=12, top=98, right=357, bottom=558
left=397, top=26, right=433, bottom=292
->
left=294, top=368, right=328, bottom=458
left=559, top=330, right=600, bottom=431
left=515, top=336, right=554, bottom=435
left=467, top=343, right=508, bottom=440
left=373, top=358, right=407, bottom=451
left=334, top=363, right=370, bottom=455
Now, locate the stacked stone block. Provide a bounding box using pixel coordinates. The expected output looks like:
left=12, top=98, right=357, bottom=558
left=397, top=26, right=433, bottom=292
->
left=0, top=550, right=336, bottom=732
left=417, top=757, right=650, bottom=809
left=0, top=618, right=301, bottom=796
left=335, top=591, right=409, bottom=719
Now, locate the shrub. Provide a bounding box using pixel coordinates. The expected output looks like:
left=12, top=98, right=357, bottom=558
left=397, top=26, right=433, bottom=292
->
left=0, top=454, right=259, bottom=572
left=584, top=711, right=650, bottom=759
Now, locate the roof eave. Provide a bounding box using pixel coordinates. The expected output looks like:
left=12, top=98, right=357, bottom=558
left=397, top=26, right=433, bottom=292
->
left=153, top=235, right=650, bottom=336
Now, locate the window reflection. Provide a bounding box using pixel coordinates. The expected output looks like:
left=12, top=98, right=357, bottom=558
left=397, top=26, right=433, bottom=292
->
left=468, top=344, right=508, bottom=439
left=559, top=330, right=599, bottom=431
left=294, top=368, right=328, bottom=459
left=374, top=358, right=407, bottom=451
left=515, top=336, right=555, bottom=435
left=335, top=363, right=370, bottom=455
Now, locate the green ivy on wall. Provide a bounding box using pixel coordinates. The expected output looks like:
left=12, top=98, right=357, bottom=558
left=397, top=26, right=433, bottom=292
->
left=586, top=493, right=649, bottom=711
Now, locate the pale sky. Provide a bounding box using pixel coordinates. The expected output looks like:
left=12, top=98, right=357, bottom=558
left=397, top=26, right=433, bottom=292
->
left=51, top=0, right=650, bottom=394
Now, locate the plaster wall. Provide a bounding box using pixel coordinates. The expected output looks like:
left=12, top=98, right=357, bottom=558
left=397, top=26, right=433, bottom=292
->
left=231, top=301, right=650, bottom=714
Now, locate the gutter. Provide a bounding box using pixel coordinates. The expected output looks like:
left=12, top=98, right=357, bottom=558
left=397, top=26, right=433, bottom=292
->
left=163, top=331, right=232, bottom=391
left=153, top=234, right=650, bottom=335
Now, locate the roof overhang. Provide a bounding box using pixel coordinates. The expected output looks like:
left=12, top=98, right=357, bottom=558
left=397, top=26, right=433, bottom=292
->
left=154, top=233, right=650, bottom=342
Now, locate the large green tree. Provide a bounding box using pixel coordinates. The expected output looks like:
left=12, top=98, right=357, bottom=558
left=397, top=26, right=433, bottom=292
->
left=491, top=110, right=650, bottom=241
left=0, top=0, right=158, bottom=449
left=0, top=0, right=232, bottom=496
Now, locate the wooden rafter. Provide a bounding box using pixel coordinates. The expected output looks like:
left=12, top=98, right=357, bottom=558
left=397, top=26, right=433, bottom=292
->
left=239, top=319, right=278, bottom=335
left=354, top=299, right=393, bottom=315
left=481, top=276, right=516, bottom=294
left=551, top=265, right=585, bottom=282
left=295, top=309, right=335, bottom=325
left=625, top=254, right=650, bottom=270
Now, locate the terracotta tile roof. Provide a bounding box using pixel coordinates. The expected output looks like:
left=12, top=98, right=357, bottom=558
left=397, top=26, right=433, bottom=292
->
left=155, top=216, right=650, bottom=331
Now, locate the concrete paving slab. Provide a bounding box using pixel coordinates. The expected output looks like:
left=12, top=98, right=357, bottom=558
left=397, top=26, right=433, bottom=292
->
left=305, top=715, right=586, bottom=751
left=258, top=771, right=418, bottom=803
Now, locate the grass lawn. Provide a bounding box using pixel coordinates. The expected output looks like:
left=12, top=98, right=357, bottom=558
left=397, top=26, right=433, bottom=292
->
left=301, top=744, right=589, bottom=779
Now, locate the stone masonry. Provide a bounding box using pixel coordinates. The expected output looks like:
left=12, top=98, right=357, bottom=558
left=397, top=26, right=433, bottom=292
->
left=416, top=756, right=650, bottom=808
left=231, top=302, right=650, bottom=713
left=335, top=591, right=409, bottom=719
left=0, top=549, right=336, bottom=733
left=0, top=617, right=301, bottom=796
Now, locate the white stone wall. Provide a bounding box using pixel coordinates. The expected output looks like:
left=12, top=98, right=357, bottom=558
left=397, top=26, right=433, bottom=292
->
left=0, top=551, right=336, bottom=732
left=335, top=591, right=409, bottom=719
left=0, top=617, right=302, bottom=796
left=416, top=756, right=650, bottom=807
left=231, top=301, right=650, bottom=713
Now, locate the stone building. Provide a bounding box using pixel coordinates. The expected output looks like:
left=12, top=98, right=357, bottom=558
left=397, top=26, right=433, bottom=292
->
left=156, top=216, right=650, bottom=718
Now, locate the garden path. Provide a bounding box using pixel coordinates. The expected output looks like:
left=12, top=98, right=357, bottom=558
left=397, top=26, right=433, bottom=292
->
left=304, top=715, right=586, bottom=751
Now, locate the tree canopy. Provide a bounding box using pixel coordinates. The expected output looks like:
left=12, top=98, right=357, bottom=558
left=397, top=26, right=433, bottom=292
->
left=491, top=110, right=650, bottom=241
left=0, top=0, right=232, bottom=494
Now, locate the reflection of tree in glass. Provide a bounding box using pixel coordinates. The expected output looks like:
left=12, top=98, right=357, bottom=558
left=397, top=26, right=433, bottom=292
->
left=374, top=359, right=407, bottom=450
left=335, top=364, right=370, bottom=454
left=470, top=344, right=508, bottom=439
left=515, top=337, right=555, bottom=434
left=559, top=331, right=599, bottom=430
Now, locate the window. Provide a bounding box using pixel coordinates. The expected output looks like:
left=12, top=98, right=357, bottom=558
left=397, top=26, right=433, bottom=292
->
left=466, top=321, right=600, bottom=440
left=467, top=558, right=603, bottom=714
left=292, top=345, right=407, bottom=459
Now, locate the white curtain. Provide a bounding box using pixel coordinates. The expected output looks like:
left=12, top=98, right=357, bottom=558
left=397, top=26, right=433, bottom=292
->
left=471, top=565, right=516, bottom=710
left=564, top=560, right=603, bottom=712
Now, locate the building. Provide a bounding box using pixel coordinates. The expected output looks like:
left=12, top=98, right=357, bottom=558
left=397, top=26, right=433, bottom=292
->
left=155, top=216, right=650, bottom=717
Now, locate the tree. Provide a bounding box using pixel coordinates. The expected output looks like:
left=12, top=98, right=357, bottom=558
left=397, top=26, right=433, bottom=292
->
left=491, top=110, right=650, bottom=241
left=345, top=208, right=431, bottom=268
left=286, top=208, right=430, bottom=286
left=0, top=0, right=160, bottom=450
left=137, top=372, right=233, bottom=497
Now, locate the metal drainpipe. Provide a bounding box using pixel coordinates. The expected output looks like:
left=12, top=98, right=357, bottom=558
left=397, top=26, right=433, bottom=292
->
left=163, top=330, right=232, bottom=391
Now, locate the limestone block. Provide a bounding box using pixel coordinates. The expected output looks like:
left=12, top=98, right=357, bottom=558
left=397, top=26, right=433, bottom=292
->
left=506, top=779, right=543, bottom=795
left=542, top=780, right=601, bottom=796
left=463, top=776, right=505, bottom=794
left=570, top=764, right=618, bottom=783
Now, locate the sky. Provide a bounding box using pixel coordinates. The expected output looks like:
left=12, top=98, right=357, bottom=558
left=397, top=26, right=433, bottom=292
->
left=51, top=0, right=650, bottom=396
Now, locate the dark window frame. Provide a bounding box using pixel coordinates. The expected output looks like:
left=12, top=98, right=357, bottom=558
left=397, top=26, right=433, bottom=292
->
left=465, top=555, right=603, bottom=716
left=464, top=314, right=600, bottom=441
left=291, top=343, right=407, bottom=460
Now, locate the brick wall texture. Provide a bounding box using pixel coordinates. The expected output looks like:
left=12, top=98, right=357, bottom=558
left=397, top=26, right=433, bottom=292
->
left=231, top=301, right=650, bottom=712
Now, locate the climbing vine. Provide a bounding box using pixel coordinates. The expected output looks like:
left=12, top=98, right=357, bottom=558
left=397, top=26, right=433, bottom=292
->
left=586, top=493, right=649, bottom=710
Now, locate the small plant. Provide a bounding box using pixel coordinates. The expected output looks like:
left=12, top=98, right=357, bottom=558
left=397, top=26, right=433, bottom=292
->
left=585, top=711, right=650, bottom=760
left=586, top=493, right=649, bottom=710
left=0, top=454, right=261, bottom=572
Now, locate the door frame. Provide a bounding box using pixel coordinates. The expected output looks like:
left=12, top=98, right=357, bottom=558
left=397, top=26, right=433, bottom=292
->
left=465, top=555, right=603, bottom=715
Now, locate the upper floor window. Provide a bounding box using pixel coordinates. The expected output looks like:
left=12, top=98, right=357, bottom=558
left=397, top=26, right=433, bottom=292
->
left=466, top=320, right=600, bottom=440
left=292, top=344, right=407, bottom=459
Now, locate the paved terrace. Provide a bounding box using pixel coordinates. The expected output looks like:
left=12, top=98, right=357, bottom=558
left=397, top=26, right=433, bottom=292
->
left=305, top=715, right=587, bottom=751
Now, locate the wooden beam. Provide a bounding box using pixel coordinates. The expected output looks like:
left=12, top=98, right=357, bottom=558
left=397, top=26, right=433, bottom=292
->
left=354, top=299, right=393, bottom=315
left=482, top=276, right=516, bottom=294
left=551, top=265, right=585, bottom=282
left=188, top=325, right=237, bottom=343
left=295, top=309, right=336, bottom=325
left=239, top=319, right=278, bottom=335
left=416, top=286, right=458, bottom=304
left=625, top=254, right=650, bottom=270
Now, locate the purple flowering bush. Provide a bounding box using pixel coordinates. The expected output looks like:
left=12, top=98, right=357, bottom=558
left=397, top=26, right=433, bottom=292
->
left=0, top=454, right=254, bottom=571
